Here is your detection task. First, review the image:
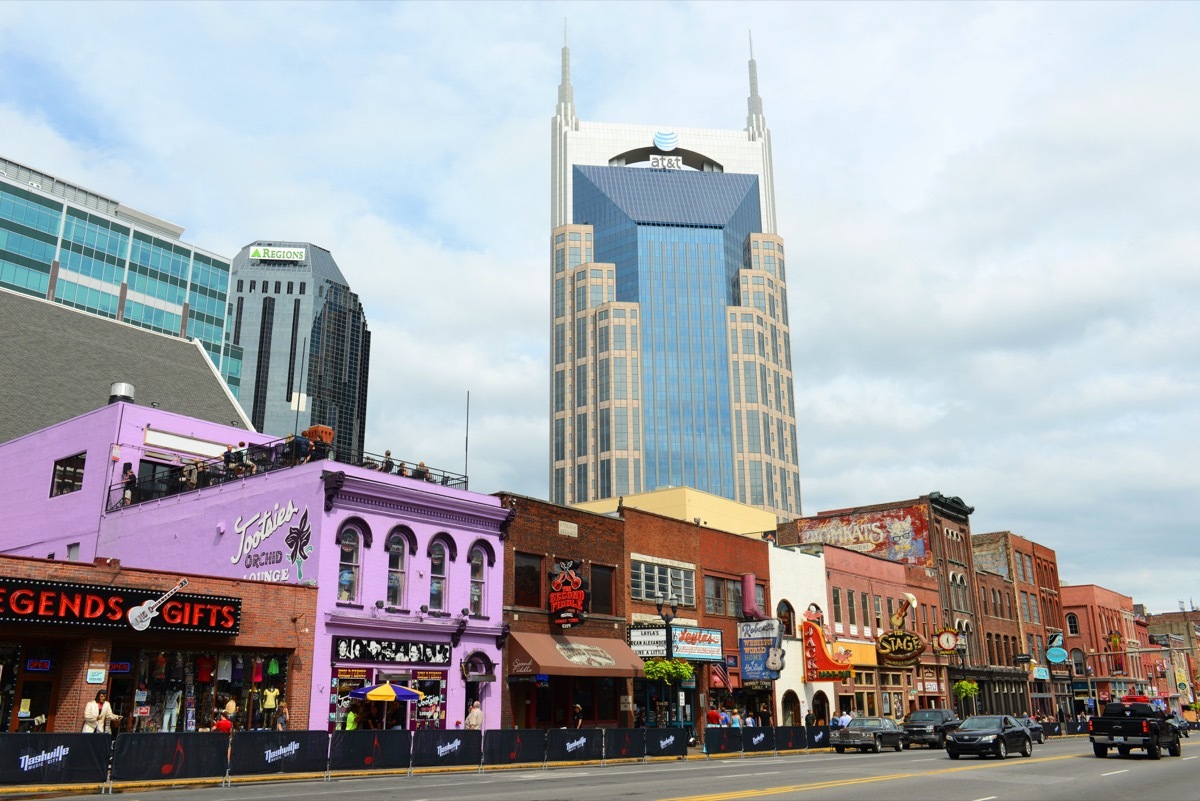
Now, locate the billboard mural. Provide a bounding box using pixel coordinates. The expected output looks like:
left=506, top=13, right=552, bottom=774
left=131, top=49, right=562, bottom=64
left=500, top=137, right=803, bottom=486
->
left=796, top=506, right=931, bottom=567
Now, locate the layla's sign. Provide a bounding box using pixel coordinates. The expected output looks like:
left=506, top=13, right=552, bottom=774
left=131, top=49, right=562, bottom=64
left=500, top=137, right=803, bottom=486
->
left=0, top=577, right=241, bottom=634
left=876, top=630, right=925, bottom=667
left=672, top=627, right=723, bottom=661
left=548, top=560, right=589, bottom=629
left=249, top=246, right=306, bottom=261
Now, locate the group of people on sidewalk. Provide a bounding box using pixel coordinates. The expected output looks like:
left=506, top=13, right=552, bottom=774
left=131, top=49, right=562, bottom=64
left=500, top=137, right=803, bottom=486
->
left=705, top=704, right=770, bottom=729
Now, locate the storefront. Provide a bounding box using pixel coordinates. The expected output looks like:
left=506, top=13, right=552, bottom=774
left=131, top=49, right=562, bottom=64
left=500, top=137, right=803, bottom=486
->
left=0, top=556, right=315, bottom=733
left=506, top=632, right=643, bottom=729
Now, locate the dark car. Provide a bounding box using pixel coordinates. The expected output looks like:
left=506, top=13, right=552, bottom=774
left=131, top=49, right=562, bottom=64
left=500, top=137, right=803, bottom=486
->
left=1015, top=715, right=1045, bottom=744
left=946, top=715, right=1034, bottom=759
left=830, top=716, right=907, bottom=753
left=1164, top=713, right=1190, bottom=739
left=903, top=708, right=961, bottom=748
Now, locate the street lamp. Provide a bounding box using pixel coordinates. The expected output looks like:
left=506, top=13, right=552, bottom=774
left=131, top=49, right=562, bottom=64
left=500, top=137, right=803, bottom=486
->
left=655, top=592, right=679, bottom=728
left=655, top=592, right=679, bottom=660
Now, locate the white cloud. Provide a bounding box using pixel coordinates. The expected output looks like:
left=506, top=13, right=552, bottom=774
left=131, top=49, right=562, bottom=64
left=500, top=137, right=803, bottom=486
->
left=2, top=0, right=1198, bottom=613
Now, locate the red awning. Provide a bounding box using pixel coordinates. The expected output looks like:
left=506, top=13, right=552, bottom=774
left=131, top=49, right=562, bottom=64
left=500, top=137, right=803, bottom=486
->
left=508, top=632, right=645, bottom=678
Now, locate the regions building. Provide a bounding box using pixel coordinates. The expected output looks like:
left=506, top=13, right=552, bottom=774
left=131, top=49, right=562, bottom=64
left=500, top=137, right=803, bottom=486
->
left=0, top=156, right=242, bottom=397
left=549, top=41, right=800, bottom=519
left=230, top=241, right=370, bottom=462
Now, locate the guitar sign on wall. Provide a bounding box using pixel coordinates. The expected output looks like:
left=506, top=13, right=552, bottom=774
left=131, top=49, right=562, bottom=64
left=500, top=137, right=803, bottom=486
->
left=127, top=579, right=189, bottom=631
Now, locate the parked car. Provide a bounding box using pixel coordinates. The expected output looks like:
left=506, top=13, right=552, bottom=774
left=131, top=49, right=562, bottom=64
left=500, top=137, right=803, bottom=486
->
left=830, top=717, right=908, bottom=753
left=946, top=715, right=1033, bottom=760
left=902, top=708, right=961, bottom=748
left=1015, top=715, right=1045, bottom=744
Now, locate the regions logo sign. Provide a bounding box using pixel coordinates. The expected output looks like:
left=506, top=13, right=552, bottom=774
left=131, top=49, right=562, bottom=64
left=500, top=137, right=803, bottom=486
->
left=796, top=506, right=932, bottom=567
left=249, top=246, right=306, bottom=262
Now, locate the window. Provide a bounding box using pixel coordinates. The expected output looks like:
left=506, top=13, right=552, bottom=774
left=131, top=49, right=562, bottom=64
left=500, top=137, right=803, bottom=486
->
left=705, top=576, right=725, bottom=615
left=586, top=564, right=614, bottom=615
left=287, top=281, right=293, bottom=294
left=777, top=600, right=795, bottom=637
left=469, top=546, right=486, bottom=616
left=832, top=588, right=842, bottom=624
left=514, top=552, right=543, bottom=607
left=874, top=595, right=883, bottom=629
left=386, top=533, right=406, bottom=607
left=236, top=279, right=243, bottom=292
left=249, top=280, right=256, bottom=293
left=337, top=528, right=360, bottom=602
left=1066, top=613, right=1080, bottom=635
left=860, top=593, right=870, bottom=629
left=50, top=452, right=86, bottom=497
left=1020, top=591, right=1031, bottom=622
left=429, top=542, right=447, bottom=612
left=630, top=561, right=694, bottom=607
left=274, top=281, right=281, bottom=294
left=299, top=282, right=306, bottom=295
left=847, top=590, right=857, bottom=625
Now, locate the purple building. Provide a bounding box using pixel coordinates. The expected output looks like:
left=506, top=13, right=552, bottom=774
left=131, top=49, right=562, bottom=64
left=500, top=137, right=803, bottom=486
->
left=0, top=399, right=510, bottom=733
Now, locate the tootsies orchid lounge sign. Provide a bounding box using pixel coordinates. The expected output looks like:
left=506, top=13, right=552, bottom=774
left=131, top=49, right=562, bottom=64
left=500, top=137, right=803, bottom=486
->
left=0, top=577, right=241, bottom=634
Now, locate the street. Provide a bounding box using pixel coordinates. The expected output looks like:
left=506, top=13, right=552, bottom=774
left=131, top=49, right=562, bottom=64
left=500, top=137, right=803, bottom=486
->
left=61, top=736, right=1199, bottom=801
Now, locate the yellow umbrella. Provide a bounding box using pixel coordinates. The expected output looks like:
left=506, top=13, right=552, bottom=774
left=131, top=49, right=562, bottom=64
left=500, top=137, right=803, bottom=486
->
left=349, top=682, right=424, bottom=728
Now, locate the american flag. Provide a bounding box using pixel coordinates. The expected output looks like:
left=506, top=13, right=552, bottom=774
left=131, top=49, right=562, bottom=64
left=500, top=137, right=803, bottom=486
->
left=711, top=659, right=730, bottom=690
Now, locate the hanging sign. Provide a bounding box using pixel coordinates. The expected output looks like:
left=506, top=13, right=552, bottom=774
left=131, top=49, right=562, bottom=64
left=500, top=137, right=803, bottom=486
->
left=547, top=560, right=589, bottom=629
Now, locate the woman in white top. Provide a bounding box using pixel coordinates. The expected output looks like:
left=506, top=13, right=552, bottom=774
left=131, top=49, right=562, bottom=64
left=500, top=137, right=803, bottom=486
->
left=83, top=690, right=121, bottom=733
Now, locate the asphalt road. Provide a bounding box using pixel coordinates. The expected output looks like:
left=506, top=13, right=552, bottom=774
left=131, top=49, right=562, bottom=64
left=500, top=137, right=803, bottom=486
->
left=56, top=736, right=1199, bottom=801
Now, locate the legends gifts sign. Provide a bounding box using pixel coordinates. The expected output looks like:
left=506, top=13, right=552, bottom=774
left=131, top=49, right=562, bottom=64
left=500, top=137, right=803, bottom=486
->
left=547, top=560, right=589, bottom=629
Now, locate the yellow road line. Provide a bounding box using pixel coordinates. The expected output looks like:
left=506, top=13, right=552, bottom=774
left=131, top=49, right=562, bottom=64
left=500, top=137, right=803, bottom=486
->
left=659, top=754, right=1079, bottom=801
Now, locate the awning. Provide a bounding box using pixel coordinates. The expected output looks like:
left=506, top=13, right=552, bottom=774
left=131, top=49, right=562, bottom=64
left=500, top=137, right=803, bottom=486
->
left=508, top=632, right=645, bottom=678
left=711, top=672, right=742, bottom=690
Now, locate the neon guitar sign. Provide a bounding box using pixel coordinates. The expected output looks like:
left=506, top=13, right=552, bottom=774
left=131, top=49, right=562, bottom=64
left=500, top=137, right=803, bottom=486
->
left=127, top=579, right=189, bottom=631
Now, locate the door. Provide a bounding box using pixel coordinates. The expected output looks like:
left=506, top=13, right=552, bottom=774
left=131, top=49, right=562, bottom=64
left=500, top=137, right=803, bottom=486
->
left=14, top=678, right=55, bottom=732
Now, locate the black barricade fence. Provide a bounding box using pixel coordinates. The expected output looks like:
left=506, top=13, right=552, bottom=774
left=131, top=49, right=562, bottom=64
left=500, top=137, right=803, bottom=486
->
left=806, top=726, right=832, bottom=749
left=330, top=730, right=412, bottom=771
left=604, top=728, right=646, bottom=760
left=743, top=726, right=775, bottom=753
left=643, top=728, right=688, bottom=758
left=1044, top=722, right=1061, bottom=738
left=483, top=728, right=546, bottom=766
left=1064, top=722, right=1086, bottom=735
left=704, top=727, right=743, bottom=755
left=774, top=726, right=806, bottom=751
left=229, top=730, right=330, bottom=776
left=411, top=729, right=482, bottom=768
left=545, top=728, right=603, bottom=762
left=0, top=733, right=111, bottom=786
left=111, top=732, right=229, bottom=781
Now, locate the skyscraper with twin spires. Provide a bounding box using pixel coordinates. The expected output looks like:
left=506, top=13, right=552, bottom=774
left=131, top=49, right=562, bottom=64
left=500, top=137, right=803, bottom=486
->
left=549, top=36, right=801, bottom=520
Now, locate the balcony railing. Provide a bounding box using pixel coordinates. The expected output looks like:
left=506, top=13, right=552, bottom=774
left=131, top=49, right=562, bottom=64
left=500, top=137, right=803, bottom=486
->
left=107, top=437, right=467, bottom=512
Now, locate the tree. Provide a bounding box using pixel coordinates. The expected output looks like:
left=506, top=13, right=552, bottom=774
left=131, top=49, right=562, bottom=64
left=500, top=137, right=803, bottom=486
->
left=642, top=658, right=694, bottom=684
left=953, top=679, right=980, bottom=716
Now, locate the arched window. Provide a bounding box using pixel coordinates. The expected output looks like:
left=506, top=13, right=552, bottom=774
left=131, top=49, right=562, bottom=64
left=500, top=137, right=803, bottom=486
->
left=1071, top=648, right=1086, bottom=676
left=337, top=526, right=361, bottom=602
left=386, top=531, right=407, bottom=607
left=777, top=600, right=796, bottom=637
left=469, top=545, right=486, bottom=616
left=1066, top=613, right=1080, bottom=635
left=987, top=633, right=996, bottom=664
left=429, top=542, right=447, bottom=612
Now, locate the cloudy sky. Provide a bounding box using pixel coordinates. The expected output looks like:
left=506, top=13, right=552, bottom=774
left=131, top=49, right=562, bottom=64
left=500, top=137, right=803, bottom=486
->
left=2, top=2, right=1197, bottom=613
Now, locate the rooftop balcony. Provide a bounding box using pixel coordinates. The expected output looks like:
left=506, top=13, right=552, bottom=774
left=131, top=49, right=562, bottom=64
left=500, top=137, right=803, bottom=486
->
left=107, top=435, right=467, bottom=512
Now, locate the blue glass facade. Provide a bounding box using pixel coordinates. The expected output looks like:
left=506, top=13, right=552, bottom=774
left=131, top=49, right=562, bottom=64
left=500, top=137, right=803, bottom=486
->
left=573, top=166, right=762, bottom=499
left=0, top=176, right=241, bottom=396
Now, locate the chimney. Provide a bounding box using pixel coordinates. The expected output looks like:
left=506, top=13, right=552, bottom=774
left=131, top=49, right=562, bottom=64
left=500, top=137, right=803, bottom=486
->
left=108, top=382, right=135, bottom=405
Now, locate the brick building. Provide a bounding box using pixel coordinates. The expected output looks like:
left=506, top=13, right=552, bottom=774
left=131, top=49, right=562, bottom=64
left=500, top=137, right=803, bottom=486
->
left=496, top=494, right=642, bottom=729
left=0, top=554, right=316, bottom=734
left=1061, top=584, right=1143, bottom=714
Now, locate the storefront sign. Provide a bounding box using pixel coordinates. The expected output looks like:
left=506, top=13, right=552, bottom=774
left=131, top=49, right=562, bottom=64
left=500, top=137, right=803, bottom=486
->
left=801, top=620, right=852, bottom=681
left=332, top=637, right=452, bottom=666
left=0, top=577, right=241, bottom=634
left=230, top=499, right=313, bottom=583
left=628, top=625, right=667, bottom=658
left=86, top=646, right=109, bottom=684
left=795, top=505, right=932, bottom=567
left=876, top=630, right=925, bottom=667
left=933, top=628, right=960, bottom=656
left=739, top=619, right=784, bottom=680
left=25, top=659, right=51, bottom=672
left=671, top=627, right=723, bottom=661
left=1033, top=667, right=1050, bottom=681
left=547, top=560, right=589, bottom=629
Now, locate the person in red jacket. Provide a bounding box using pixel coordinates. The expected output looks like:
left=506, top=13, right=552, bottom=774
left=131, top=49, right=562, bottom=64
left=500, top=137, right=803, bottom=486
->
left=213, top=712, right=233, bottom=734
